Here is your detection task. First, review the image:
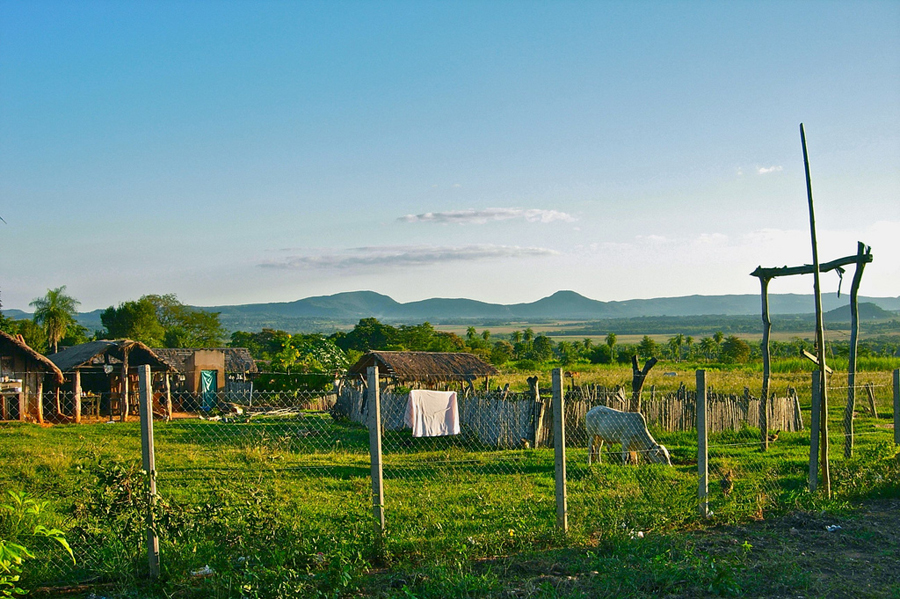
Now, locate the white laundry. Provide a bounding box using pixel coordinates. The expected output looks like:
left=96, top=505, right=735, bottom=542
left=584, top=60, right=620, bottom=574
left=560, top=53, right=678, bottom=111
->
left=404, top=390, right=460, bottom=437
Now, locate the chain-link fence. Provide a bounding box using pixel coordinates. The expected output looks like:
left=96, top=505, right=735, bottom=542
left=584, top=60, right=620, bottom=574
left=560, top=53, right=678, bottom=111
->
left=1, top=368, right=897, bottom=592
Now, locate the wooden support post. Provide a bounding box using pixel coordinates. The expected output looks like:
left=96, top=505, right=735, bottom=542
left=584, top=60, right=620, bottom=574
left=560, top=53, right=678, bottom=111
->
left=367, top=366, right=385, bottom=551
left=164, top=373, right=173, bottom=421
left=864, top=383, right=877, bottom=419
left=552, top=368, right=567, bottom=532
left=18, top=387, right=25, bottom=422
left=36, top=379, right=44, bottom=424
left=697, top=370, right=709, bottom=518
left=894, top=370, right=899, bottom=446
left=809, top=372, right=821, bottom=493
left=760, top=276, right=771, bottom=452
left=121, top=349, right=130, bottom=423
left=74, top=370, right=82, bottom=424
left=138, top=365, right=159, bottom=579
left=844, top=242, right=869, bottom=458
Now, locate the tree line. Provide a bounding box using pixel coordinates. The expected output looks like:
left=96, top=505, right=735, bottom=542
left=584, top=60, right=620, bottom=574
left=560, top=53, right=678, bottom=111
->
left=2, top=288, right=895, bottom=371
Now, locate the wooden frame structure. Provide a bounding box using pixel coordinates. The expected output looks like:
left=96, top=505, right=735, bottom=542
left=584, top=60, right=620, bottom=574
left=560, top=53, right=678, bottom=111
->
left=751, top=242, right=873, bottom=450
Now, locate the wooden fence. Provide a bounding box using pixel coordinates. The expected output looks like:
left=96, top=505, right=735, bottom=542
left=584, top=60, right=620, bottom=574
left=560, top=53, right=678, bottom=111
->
left=334, top=382, right=804, bottom=449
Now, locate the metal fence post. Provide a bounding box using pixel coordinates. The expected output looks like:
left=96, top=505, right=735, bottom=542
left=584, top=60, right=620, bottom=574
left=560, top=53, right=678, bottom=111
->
left=552, top=368, right=567, bottom=532
left=138, top=365, right=159, bottom=579
left=697, top=370, right=709, bottom=518
left=809, top=371, right=821, bottom=493
left=894, top=369, right=899, bottom=446
left=367, top=366, right=385, bottom=549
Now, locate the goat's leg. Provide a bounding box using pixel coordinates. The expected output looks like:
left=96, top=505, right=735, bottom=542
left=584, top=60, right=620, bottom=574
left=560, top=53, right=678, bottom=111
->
left=588, top=435, right=594, bottom=466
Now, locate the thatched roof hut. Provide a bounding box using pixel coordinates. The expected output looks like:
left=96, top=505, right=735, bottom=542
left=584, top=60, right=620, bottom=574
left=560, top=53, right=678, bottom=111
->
left=348, top=351, right=497, bottom=382
left=48, top=340, right=172, bottom=373
left=0, top=331, right=64, bottom=383
left=152, top=348, right=258, bottom=374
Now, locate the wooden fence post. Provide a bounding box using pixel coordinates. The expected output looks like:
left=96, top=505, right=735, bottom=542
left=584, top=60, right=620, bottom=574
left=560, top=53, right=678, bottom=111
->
left=73, top=370, right=82, bottom=424
left=367, top=366, right=385, bottom=550
left=138, top=365, right=159, bottom=579
left=697, top=370, right=709, bottom=518
left=893, top=369, right=899, bottom=446
left=552, top=368, right=567, bottom=532
left=809, top=372, right=821, bottom=493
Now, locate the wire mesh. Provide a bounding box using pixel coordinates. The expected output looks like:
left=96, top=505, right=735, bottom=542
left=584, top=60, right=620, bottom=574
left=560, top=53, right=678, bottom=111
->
left=371, top=380, right=556, bottom=557
left=0, top=370, right=897, bottom=590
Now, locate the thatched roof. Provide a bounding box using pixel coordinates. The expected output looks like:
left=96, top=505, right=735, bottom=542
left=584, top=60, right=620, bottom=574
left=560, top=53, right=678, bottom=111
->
left=0, top=331, right=64, bottom=383
left=152, top=348, right=258, bottom=374
left=348, top=351, right=498, bottom=381
left=48, top=340, right=172, bottom=373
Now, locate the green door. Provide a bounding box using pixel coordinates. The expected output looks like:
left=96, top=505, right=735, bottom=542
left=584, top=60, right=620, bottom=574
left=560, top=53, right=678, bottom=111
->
left=200, top=370, right=217, bottom=411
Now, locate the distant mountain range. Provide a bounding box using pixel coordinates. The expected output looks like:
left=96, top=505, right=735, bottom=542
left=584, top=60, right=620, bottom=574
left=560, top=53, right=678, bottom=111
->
left=5, top=290, right=898, bottom=334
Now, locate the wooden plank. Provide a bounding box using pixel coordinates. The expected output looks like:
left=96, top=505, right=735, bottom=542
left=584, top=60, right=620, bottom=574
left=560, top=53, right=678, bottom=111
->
left=697, top=370, right=709, bottom=518
left=865, top=383, right=878, bottom=419
left=552, top=368, right=567, bottom=532
left=367, top=366, right=385, bottom=549
left=138, top=365, right=159, bottom=579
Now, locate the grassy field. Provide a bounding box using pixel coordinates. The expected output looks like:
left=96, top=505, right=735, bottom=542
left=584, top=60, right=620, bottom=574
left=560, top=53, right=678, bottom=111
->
left=0, top=368, right=897, bottom=598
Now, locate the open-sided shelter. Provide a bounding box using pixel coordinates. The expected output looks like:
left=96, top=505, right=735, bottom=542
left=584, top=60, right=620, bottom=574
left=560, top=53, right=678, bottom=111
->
left=48, top=340, right=173, bottom=422
left=0, top=331, right=64, bottom=422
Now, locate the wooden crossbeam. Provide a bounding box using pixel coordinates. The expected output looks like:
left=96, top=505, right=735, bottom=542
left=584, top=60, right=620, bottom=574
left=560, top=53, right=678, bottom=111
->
left=751, top=249, right=872, bottom=280
left=801, top=349, right=833, bottom=374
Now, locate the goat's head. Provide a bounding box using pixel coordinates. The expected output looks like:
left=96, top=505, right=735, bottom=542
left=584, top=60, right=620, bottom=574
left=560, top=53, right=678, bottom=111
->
left=650, top=444, right=672, bottom=466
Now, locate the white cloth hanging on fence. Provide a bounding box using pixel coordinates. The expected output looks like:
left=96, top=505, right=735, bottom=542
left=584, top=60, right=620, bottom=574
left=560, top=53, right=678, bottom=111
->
left=404, top=390, right=460, bottom=437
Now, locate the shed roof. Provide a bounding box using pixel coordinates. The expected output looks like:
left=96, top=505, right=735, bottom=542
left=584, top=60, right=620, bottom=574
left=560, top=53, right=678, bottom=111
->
left=348, top=351, right=497, bottom=381
left=48, top=340, right=172, bottom=373
left=152, top=348, right=258, bottom=374
left=0, top=331, right=64, bottom=383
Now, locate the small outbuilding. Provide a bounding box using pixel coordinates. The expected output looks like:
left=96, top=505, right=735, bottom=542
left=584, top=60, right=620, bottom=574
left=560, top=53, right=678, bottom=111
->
left=0, top=331, right=65, bottom=423
left=152, top=348, right=257, bottom=411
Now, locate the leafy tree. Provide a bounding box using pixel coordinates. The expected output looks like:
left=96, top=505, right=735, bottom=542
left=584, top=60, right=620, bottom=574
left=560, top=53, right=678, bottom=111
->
left=605, top=332, right=617, bottom=353
left=530, top=334, right=554, bottom=362
left=334, top=318, right=400, bottom=352
left=588, top=344, right=613, bottom=364
left=721, top=335, right=751, bottom=363
left=637, top=335, right=659, bottom=359
left=101, top=298, right=166, bottom=346
left=101, top=294, right=225, bottom=348
left=30, top=286, right=81, bottom=353
left=230, top=329, right=291, bottom=361
left=698, top=337, right=718, bottom=361
left=144, top=294, right=226, bottom=347
left=490, top=340, right=514, bottom=365
left=481, top=330, right=491, bottom=342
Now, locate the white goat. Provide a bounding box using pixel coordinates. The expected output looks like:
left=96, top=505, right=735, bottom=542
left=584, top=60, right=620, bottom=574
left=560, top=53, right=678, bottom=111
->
left=585, top=405, right=671, bottom=466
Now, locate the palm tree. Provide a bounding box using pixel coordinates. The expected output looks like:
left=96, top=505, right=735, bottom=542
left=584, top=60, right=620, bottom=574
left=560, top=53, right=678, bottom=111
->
left=30, top=286, right=80, bottom=353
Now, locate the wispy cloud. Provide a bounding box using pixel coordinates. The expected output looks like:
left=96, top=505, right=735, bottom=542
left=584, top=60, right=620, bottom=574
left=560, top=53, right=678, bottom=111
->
left=399, top=208, right=576, bottom=225
left=260, top=244, right=559, bottom=270
left=757, top=165, right=783, bottom=174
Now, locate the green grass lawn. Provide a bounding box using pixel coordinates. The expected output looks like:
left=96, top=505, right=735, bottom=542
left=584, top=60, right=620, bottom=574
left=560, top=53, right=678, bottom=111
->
left=0, top=389, right=896, bottom=598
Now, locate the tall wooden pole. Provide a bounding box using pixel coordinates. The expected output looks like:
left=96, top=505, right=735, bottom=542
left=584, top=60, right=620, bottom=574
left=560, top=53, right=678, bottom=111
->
left=759, top=276, right=771, bottom=452
left=697, top=370, right=709, bottom=518
left=552, top=368, right=568, bottom=532
left=367, top=366, right=385, bottom=551
left=801, top=123, right=830, bottom=497
left=138, top=365, right=159, bottom=578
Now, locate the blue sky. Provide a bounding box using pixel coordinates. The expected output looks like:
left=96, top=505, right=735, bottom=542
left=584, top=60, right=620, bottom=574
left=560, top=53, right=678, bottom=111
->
left=2, top=0, right=898, bottom=311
